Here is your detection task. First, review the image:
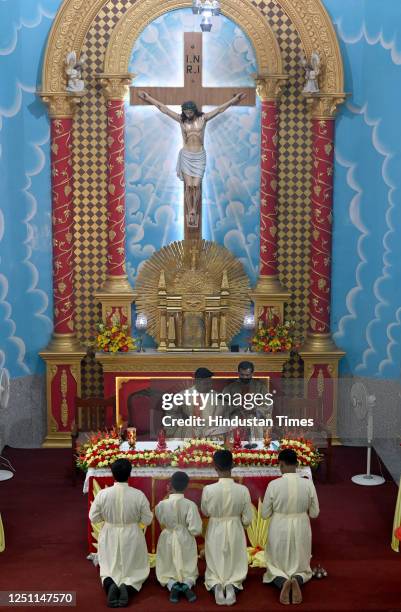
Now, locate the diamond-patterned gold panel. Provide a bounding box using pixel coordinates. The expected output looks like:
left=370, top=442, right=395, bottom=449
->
left=73, top=0, right=310, bottom=394
left=253, top=0, right=311, bottom=386
left=73, top=0, right=134, bottom=396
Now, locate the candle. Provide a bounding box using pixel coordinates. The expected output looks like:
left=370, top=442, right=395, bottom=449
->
left=263, top=427, right=272, bottom=448
left=126, top=427, right=136, bottom=448
left=157, top=429, right=167, bottom=450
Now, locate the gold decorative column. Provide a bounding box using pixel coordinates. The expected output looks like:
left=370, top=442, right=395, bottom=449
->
left=95, top=74, right=136, bottom=331
left=249, top=75, right=290, bottom=326
left=39, top=92, right=86, bottom=447
left=300, top=93, right=346, bottom=441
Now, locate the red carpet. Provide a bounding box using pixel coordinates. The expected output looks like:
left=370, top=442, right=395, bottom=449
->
left=0, top=447, right=400, bottom=611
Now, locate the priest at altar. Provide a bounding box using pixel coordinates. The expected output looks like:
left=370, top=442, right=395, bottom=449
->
left=222, top=361, right=273, bottom=439
left=167, top=368, right=228, bottom=439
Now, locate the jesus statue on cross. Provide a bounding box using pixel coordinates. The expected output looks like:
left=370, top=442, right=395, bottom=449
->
left=138, top=90, right=246, bottom=230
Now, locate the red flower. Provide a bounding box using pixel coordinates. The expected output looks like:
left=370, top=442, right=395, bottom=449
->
left=394, top=526, right=401, bottom=542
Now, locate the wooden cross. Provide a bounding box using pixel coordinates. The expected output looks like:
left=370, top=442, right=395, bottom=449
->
left=130, top=32, right=256, bottom=109
left=130, top=32, right=256, bottom=240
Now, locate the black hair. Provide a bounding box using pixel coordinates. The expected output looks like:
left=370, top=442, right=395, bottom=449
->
left=213, top=449, right=233, bottom=471
left=194, top=367, right=214, bottom=379
left=111, top=458, right=132, bottom=482
left=278, top=449, right=298, bottom=466
left=238, top=361, right=255, bottom=372
left=181, top=101, right=204, bottom=123
left=171, top=471, right=189, bottom=492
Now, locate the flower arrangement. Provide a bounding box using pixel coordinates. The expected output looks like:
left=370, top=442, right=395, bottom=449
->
left=173, top=439, right=222, bottom=468
left=94, top=321, right=136, bottom=353
left=252, top=320, right=300, bottom=353
left=121, top=450, right=174, bottom=468
left=280, top=437, right=322, bottom=468
left=76, top=430, right=174, bottom=470
left=232, top=449, right=279, bottom=467
left=76, top=435, right=321, bottom=472
left=76, top=429, right=120, bottom=471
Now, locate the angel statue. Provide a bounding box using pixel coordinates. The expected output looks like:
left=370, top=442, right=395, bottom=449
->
left=138, top=90, right=246, bottom=229
left=300, top=51, right=321, bottom=94
left=65, top=51, right=86, bottom=93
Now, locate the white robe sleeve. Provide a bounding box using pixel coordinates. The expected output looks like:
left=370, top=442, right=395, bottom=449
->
left=155, top=502, right=164, bottom=526
left=241, top=487, right=254, bottom=527
left=186, top=502, right=203, bottom=536
left=201, top=487, right=210, bottom=517
left=261, top=483, right=274, bottom=519
left=89, top=491, right=104, bottom=523
left=139, top=492, right=153, bottom=526
left=308, top=482, right=320, bottom=518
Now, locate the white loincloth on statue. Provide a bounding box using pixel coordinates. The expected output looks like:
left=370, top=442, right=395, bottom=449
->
left=176, top=148, right=206, bottom=181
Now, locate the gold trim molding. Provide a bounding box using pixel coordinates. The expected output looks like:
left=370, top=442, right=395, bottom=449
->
left=39, top=92, right=86, bottom=118
left=96, top=74, right=134, bottom=101
left=304, top=92, right=347, bottom=119
left=96, top=351, right=290, bottom=373
left=254, top=75, right=289, bottom=101
left=41, top=0, right=343, bottom=94
left=40, top=333, right=85, bottom=354
left=99, top=275, right=136, bottom=294
left=299, top=332, right=346, bottom=357
left=104, top=0, right=282, bottom=77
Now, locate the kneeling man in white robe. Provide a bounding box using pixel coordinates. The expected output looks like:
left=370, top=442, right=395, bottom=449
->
left=155, top=471, right=203, bottom=603
left=261, top=448, right=320, bottom=605
left=89, top=458, right=153, bottom=608
left=201, top=450, right=253, bottom=606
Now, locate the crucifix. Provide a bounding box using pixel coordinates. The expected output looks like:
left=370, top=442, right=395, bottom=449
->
left=130, top=32, right=256, bottom=240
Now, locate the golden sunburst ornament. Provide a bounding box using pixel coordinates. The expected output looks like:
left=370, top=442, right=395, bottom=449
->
left=135, top=240, right=250, bottom=348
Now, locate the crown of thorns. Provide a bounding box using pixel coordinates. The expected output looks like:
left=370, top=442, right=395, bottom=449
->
left=181, top=101, right=198, bottom=111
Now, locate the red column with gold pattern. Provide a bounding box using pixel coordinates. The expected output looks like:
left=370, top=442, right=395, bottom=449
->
left=307, top=116, right=334, bottom=335
left=105, top=98, right=127, bottom=279
left=96, top=75, right=135, bottom=332
left=302, top=94, right=345, bottom=349
left=50, top=115, right=77, bottom=337
left=250, top=76, right=290, bottom=327
left=260, top=99, right=279, bottom=277
left=39, top=93, right=86, bottom=448
left=300, top=94, right=346, bottom=444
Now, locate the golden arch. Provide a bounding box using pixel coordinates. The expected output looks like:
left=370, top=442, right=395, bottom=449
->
left=104, top=0, right=282, bottom=76
left=42, top=0, right=343, bottom=94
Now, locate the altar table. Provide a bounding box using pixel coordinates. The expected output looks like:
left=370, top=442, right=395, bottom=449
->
left=85, top=463, right=312, bottom=554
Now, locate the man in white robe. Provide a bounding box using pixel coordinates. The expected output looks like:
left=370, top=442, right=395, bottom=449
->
left=201, top=450, right=254, bottom=606
left=155, top=471, right=202, bottom=603
left=261, top=449, right=320, bottom=605
left=168, top=368, right=226, bottom=439
left=222, top=360, right=273, bottom=440
left=89, top=458, right=153, bottom=608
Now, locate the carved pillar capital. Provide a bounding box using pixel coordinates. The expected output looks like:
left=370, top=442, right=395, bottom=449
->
left=254, top=74, right=288, bottom=101
left=39, top=92, right=85, bottom=118
left=97, top=73, right=134, bottom=100
left=304, top=92, right=347, bottom=119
